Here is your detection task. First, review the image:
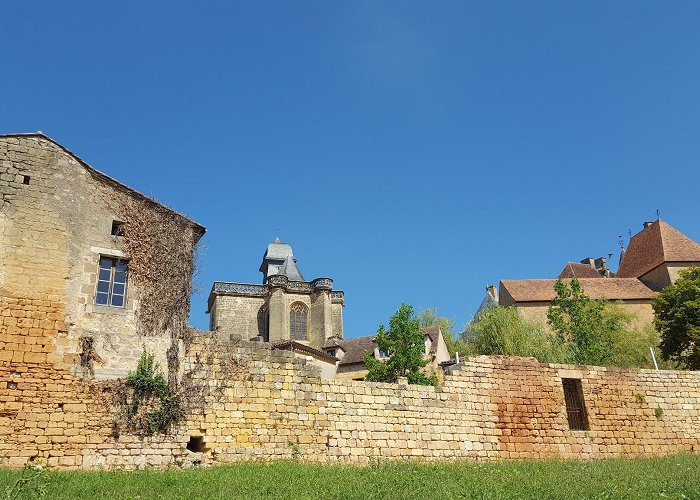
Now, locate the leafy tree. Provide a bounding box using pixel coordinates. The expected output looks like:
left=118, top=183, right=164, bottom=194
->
left=365, top=303, right=437, bottom=385
left=467, top=306, right=565, bottom=363
left=547, top=278, right=617, bottom=365
left=547, top=278, right=660, bottom=368
left=418, top=307, right=470, bottom=357
left=654, top=267, right=700, bottom=369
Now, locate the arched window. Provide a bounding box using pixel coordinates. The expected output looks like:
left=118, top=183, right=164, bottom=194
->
left=257, top=305, right=269, bottom=342
left=290, top=302, right=308, bottom=340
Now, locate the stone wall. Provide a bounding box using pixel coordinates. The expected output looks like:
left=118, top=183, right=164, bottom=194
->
left=180, top=336, right=700, bottom=463
left=0, top=134, right=200, bottom=379
left=4, top=331, right=700, bottom=469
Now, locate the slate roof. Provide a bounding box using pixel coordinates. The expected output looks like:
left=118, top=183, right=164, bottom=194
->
left=335, top=327, right=440, bottom=365
left=259, top=238, right=305, bottom=281
left=336, top=336, right=376, bottom=365
left=279, top=255, right=305, bottom=282
left=271, top=340, right=337, bottom=362
left=500, top=278, right=657, bottom=303
left=617, top=220, right=700, bottom=278
left=558, top=262, right=603, bottom=279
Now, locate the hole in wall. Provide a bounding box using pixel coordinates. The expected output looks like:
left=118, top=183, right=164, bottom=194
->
left=111, top=220, right=125, bottom=236
left=186, top=436, right=207, bottom=453
left=21, top=175, right=30, bottom=185
left=7, top=382, right=17, bottom=390
left=58, top=403, right=64, bottom=410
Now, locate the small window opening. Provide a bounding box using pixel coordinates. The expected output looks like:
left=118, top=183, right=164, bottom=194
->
left=21, top=175, right=30, bottom=185
left=111, top=220, right=125, bottom=236
left=562, top=378, right=589, bottom=430
left=186, top=436, right=207, bottom=453
left=326, top=349, right=337, bottom=357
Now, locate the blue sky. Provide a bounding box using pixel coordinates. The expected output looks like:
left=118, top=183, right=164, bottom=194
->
left=3, top=2, right=700, bottom=336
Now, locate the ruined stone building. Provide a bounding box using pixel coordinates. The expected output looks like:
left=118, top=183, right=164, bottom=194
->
left=0, top=133, right=205, bottom=379
left=497, top=220, right=700, bottom=329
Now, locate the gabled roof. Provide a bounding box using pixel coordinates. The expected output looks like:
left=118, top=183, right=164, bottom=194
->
left=500, top=278, right=657, bottom=303
left=617, top=220, right=700, bottom=278
left=558, top=262, right=603, bottom=279
left=0, top=132, right=205, bottom=238
left=421, top=326, right=442, bottom=354
left=336, top=327, right=440, bottom=366
left=336, top=336, right=376, bottom=365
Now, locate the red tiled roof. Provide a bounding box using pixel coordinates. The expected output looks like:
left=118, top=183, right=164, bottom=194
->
left=617, top=220, right=700, bottom=278
left=499, top=278, right=657, bottom=303
left=558, top=263, right=603, bottom=279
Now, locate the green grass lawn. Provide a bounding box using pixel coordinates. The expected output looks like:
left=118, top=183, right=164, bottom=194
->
left=2, top=454, right=699, bottom=499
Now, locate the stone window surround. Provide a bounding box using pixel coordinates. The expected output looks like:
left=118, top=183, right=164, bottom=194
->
left=84, top=246, right=135, bottom=315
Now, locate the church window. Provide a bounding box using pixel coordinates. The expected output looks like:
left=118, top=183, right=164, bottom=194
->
left=95, top=257, right=128, bottom=308
left=290, top=302, right=308, bottom=340
left=257, top=305, right=269, bottom=342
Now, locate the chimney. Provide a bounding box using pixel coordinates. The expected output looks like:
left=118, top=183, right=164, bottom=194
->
left=643, top=221, right=655, bottom=229
left=580, top=257, right=595, bottom=268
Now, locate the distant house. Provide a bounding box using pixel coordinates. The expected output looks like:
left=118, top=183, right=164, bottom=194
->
left=326, top=326, right=451, bottom=381
left=497, top=220, right=700, bottom=330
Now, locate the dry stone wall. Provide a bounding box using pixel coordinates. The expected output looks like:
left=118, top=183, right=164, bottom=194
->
left=2, top=330, right=700, bottom=469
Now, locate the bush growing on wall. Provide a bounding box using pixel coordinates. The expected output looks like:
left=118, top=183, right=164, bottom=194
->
left=118, top=349, right=184, bottom=436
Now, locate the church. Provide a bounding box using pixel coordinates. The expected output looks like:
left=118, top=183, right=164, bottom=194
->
left=207, top=238, right=345, bottom=351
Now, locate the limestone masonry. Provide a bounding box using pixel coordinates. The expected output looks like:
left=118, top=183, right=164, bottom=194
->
left=1, top=133, right=699, bottom=469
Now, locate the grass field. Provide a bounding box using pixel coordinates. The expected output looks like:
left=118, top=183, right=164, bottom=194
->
left=2, top=454, right=699, bottom=499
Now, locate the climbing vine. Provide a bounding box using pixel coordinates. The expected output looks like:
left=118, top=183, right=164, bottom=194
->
left=104, top=192, right=203, bottom=386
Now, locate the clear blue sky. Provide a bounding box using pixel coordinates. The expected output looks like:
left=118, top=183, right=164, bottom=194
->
left=3, top=2, right=700, bottom=336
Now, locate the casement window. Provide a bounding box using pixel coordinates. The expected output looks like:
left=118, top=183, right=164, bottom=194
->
left=326, top=349, right=337, bottom=357
left=95, top=257, right=128, bottom=308
left=289, top=302, right=308, bottom=340
left=562, top=378, right=589, bottom=430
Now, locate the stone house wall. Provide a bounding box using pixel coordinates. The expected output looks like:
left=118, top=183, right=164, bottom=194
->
left=0, top=134, right=200, bottom=379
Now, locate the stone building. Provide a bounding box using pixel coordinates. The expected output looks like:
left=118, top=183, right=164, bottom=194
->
left=207, top=238, right=345, bottom=351
left=0, top=132, right=205, bottom=379
left=498, top=220, right=700, bottom=329
left=325, top=326, right=451, bottom=380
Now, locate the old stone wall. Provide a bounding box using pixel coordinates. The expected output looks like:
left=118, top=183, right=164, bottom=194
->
left=0, top=135, right=198, bottom=379
left=2, top=331, right=700, bottom=469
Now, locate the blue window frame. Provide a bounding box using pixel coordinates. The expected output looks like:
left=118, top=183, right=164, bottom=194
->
left=95, top=257, right=128, bottom=308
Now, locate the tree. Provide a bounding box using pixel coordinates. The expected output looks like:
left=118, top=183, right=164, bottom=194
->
left=547, top=278, right=657, bottom=368
left=418, top=307, right=470, bottom=357
left=365, top=303, right=437, bottom=385
left=466, top=306, right=565, bottom=363
left=654, top=267, right=700, bottom=369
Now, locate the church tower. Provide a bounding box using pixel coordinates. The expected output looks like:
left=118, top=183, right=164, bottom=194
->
left=207, top=239, right=344, bottom=350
